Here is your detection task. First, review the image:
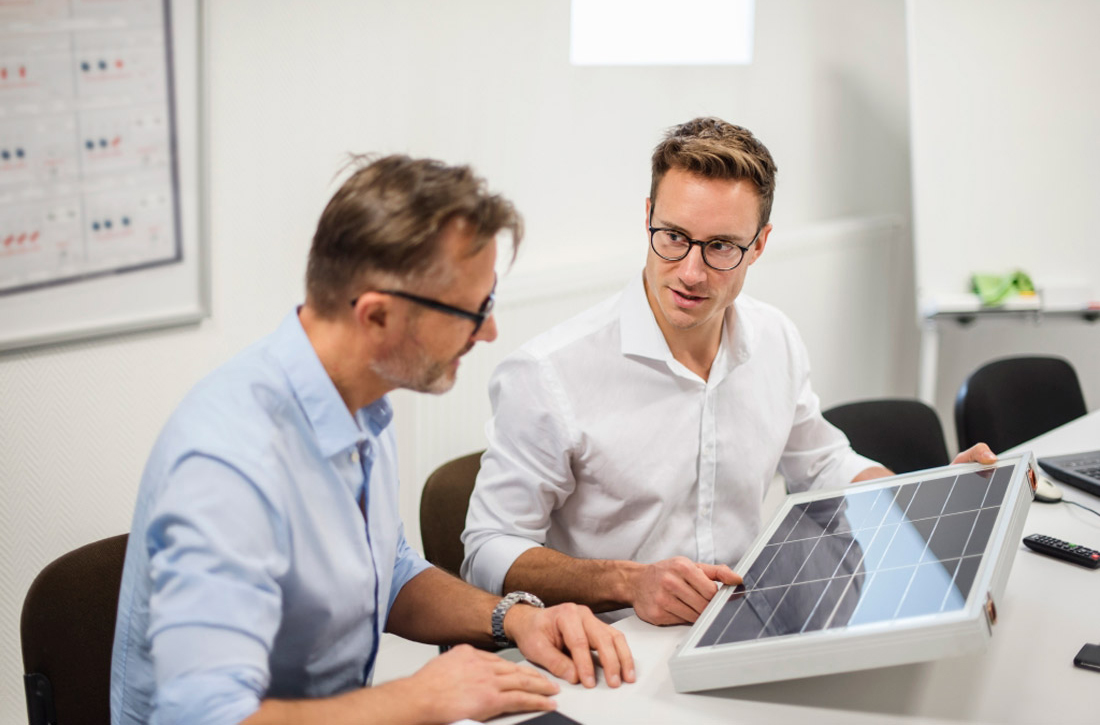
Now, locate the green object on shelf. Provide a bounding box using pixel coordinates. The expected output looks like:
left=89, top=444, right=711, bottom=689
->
left=971, top=270, right=1035, bottom=307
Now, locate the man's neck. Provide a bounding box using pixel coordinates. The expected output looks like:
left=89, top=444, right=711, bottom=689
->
left=663, top=323, right=724, bottom=381
left=298, top=305, right=393, bottom=415
left=642, top=279, right=726, bottom=382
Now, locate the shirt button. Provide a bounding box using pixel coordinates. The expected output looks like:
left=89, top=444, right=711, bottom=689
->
left=350, top=451, right=360, bottom=464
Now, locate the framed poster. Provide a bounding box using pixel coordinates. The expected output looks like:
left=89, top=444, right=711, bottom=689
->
left=0, top=0, right=206, bottom=352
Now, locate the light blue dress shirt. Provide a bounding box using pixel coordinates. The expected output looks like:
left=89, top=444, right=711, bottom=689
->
left=110, top=310, right=432, bottom=725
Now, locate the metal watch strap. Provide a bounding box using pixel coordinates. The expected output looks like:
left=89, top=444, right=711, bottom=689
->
left=491, top=591, right=544, bottom=648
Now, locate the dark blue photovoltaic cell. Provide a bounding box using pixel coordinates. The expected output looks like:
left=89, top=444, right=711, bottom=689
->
left=698, top=462, right=1015, bottom=649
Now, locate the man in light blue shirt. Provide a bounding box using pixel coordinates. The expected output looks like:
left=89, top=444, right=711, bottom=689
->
left=111, top=155, right=634, bottom=725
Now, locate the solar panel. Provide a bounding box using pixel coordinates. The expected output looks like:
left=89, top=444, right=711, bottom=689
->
left=669, top=453, right=1038, bottom=691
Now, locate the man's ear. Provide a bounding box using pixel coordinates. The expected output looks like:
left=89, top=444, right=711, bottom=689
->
left=352, top=292, right=393, bottom=338
left=748, top=223, right=773, bottom=266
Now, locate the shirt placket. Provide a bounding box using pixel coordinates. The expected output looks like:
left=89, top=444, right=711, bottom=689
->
left=697, top=384, right=718, bottom=563
left=350, top=440, right=384, bottom=684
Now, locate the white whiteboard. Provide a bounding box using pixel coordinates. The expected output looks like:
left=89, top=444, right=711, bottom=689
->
left=908, top=0, right=1100, bottom=315
left=0, top=0, right=206, bottom=352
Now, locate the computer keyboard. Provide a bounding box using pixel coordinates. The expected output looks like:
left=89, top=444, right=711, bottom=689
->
left=1038, top=451, right=1100, bottom=498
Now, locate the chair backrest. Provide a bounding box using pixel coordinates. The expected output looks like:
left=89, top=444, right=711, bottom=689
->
left=823, top=398, right=951, bottom=474
left=420, top=452, right=483, bottom=577
left=955, top=355, right=1087, bottom=453
left=21, top=533, right=129, bottom=725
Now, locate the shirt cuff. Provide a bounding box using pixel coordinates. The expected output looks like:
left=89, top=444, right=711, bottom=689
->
left=463, top=534, right=542, bottom=595
left=151, top=626, right=268, bottom=724
left=838, top=452, right=884, bottom=485
left=388, top=553, right=433, bottom=611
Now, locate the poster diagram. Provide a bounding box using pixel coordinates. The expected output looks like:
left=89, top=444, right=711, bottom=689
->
left=0, top=0, right=181, bottom=296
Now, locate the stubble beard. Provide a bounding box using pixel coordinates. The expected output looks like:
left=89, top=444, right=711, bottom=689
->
left=370, top=339, right=470, bottom=395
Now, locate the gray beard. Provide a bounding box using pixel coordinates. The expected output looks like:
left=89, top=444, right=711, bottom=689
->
left=369, top=344, right=456, bottom=395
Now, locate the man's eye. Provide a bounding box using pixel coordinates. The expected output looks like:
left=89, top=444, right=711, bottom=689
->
left=708, top=240, right=736, bottom=254
left=665, top=231, right=686, bottom=243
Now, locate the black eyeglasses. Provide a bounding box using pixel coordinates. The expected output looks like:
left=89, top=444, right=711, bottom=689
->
left=350, top=277, right=496, bottom=335
left=648, top=224, right=761, bottom=271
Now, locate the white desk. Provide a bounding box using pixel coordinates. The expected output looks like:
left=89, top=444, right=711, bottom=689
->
left=498, top=411, right=1100, bottom=725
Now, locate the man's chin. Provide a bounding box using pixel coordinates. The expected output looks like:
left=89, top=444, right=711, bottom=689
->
left=419, top=367, right=458, bottom=395
left=661, top=303, right=708, bottom=330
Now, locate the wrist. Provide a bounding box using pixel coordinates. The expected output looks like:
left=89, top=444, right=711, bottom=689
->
left=500, top=600, right=536, bottom=644
left=616, top=560, right=646, bottom=606
left=493, top=591, right=544, bottom=648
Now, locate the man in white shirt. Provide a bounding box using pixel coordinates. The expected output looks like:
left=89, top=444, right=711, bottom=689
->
left=461, top=118, right=994, bottom=626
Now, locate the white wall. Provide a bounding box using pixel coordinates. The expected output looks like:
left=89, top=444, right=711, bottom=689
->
left=0, top=1, right=915, bottom=720
left=906, top=0, right=1100, bottom=442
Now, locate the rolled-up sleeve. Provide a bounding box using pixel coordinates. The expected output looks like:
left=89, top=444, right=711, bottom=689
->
left=777, top=333, right=879, bottom=493
left=146, top=455, right=288, bottom=725
left=461, top=352, right=576, bottom=594
left=388, top=525, right=433, bottom=611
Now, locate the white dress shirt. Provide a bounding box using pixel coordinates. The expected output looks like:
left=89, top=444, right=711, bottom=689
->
left=461, top=273, right=876, bottom=598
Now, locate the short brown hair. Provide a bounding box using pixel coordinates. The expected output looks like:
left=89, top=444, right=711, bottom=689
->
left=650, top=117, right=778, bottom=227
left=306, top=154, right=522, bottom=316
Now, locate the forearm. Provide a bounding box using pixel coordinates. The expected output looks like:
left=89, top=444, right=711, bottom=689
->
left=385, top=567, right=499, bottom=647
left=503, top=547, right=641, bottom=612
left=851, top=465, right=893, bottom=483
left=243, top=678, right=432, bottom=725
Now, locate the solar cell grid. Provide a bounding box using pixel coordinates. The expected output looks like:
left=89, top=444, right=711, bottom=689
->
left=699, top=464, right=1014, bottom=649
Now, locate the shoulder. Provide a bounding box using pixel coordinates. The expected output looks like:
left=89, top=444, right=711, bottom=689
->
left=148, top=341, right=301, bottom=493
left=737, top=293, right=805, bottom=347
left=519, top=291, right=623, bottom=360
left=737, top=292, right=798, bottom=328
left=488, top=292, right=624, bottom=412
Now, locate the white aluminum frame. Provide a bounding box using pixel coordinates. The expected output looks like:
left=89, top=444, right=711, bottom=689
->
left=669, top=453, right=1038, bottom=692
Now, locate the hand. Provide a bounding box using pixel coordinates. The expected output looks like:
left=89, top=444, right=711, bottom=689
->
left=628, top=556, right=741, bottom=626
left=407, top=644, right=559, bottom=724
left=504, top=601, right=636, bottom=689
left=952, top=443, right=997, bottom=466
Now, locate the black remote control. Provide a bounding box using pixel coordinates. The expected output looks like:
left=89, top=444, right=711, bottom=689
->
left=1022, top=534, right=1100, bottom=569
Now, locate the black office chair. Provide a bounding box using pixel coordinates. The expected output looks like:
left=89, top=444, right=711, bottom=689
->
left=420, top=451, right=484, bottom=578
left=21, top=533, right=129, bottom=725
left=955, top=355, right=1087, bottom=453
left=823, top=398, right=951, bottom=474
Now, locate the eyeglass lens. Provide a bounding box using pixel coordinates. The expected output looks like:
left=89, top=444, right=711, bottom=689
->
left=651, top=229, right=745, bottom=270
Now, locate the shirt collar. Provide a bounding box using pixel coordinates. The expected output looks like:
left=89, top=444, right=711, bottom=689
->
left=620, top=272, right=675, bottom=362
left=270, top=309, right=390, bottom=458
left=618, top=272, right=755, bottom=379
left=726, top=296, right=754, bottom=369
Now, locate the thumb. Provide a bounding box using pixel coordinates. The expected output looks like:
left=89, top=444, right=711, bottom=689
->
left=698, top=563, right=742, bottom=586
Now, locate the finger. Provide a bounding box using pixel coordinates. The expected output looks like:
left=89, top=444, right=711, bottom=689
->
left=954, top=443, right=997, bottom=465
left=671, top=569, right=719, bottom=614
left=525, top=635, right=578, bottom=685
left=972, top=443, right=997, bottom=463
left=585, top=619, right=634, bottom=687
left=492, top=691, right=557, bottom=718
left=612, top=627, right=636, bottom=683
left=660, top=590, right=704, bottom=623
left=697, top=562, right=742, bottom=586
left=557, top=610, right=599, bottom=688
left=583, top=620, right=621, bottom=687
left=496, top=669, right=560, bottom=696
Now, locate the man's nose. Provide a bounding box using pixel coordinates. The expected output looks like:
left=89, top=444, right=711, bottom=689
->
left=678, top=244, right=709, bottom=285
left=475, top=313, right=498, bottom=343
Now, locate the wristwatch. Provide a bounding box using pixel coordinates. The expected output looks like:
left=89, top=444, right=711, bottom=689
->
left=491, top=591, right=544, bottom=648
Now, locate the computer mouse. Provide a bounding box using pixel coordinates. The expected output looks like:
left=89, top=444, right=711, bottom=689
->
left=1034, top=475, right=1063, bottom=503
